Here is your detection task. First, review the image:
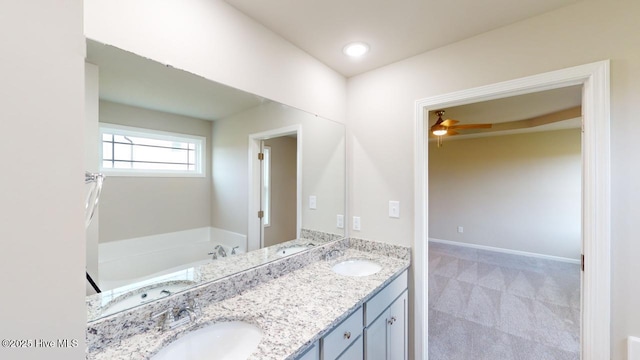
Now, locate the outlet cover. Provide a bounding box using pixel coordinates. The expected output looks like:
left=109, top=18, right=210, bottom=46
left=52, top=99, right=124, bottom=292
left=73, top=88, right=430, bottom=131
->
left=353, top=216, right=361, bottom=231
left=337, top=214, right=344, bottom=229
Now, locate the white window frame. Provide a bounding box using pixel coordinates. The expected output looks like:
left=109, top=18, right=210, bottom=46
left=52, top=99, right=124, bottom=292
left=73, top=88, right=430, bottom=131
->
left=99, top=123, right=206, bottom=177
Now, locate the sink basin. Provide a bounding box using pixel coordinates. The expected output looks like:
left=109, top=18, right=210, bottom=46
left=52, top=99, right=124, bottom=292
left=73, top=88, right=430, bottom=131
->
left=332, top=259, right=382, bottom=277
left=276, top=246, right=308, bottom=257
left=151, top=321, right=262, bottom=360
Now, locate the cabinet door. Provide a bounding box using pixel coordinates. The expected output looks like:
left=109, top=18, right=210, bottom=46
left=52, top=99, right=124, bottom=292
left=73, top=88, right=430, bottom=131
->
left=298, top=340, right=320, bottom=360
left=364, top=310, right=388, bottom=360
left=388, top=291, right=408, bottom=360
left=337, top=336, right=363, bottom=360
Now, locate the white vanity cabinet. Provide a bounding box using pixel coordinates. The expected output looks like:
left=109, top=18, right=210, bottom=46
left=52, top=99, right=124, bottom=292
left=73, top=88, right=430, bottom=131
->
left=364, top=271, right=408, bottom=360
left=297, top=270, right=408, bottom=360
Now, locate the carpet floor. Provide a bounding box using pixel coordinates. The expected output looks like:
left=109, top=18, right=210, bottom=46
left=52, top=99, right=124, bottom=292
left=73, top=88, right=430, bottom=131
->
left=428, top=241, right=580, bottom=360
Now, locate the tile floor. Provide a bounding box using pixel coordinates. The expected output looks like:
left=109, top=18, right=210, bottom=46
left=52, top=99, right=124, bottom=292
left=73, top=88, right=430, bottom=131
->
left=428, top=241, right=580, bottom=360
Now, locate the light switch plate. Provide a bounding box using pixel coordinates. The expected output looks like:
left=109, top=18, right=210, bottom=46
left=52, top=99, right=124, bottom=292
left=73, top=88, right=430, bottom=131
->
left=353, top=216, right=361, bottom=231
left=337, top=214, right=344, bottom=229
left=389, top=201, right=400, bottom=218
left=309, top=195, right=317, bottom=209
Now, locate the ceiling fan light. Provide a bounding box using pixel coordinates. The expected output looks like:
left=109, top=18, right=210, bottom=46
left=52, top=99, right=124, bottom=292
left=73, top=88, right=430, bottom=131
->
left=431, top=124, right=447, bottom=136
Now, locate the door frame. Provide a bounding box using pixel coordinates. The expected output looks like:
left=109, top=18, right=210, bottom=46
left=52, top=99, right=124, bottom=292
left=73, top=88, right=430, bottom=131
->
left=248, top=124, right=302, bottom=251
left=413, top=60, right=610, bottom=359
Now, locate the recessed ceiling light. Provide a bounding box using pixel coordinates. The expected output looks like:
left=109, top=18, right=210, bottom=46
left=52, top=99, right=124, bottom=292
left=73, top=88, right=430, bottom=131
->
left=343, top=42, right=369, bottom=57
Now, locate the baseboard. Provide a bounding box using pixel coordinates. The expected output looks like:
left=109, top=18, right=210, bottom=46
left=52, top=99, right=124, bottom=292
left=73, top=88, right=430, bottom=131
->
left=429, top=238, right=581, bottom=264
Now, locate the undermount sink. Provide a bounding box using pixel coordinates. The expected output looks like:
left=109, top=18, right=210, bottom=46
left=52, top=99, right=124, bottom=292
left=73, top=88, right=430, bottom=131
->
left=332, top=259, right=382, bottom=277
left=276, top=246, right=308, bottom=257
left=151, top=321, right=262, bottom=360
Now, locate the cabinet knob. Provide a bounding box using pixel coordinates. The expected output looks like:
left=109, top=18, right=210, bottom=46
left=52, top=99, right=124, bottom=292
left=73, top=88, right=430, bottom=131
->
left=344, top=331, right=351, bottom=340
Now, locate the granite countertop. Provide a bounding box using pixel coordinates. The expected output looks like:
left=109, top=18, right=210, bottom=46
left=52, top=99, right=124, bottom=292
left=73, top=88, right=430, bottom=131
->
left=90, top=247, right=409, bottom=360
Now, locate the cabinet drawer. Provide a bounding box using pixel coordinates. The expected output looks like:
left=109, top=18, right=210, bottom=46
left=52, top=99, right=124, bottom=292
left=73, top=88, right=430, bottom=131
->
left=364, top=270, right=407, bottom=326
left=322, top=307, right=363, bottom=360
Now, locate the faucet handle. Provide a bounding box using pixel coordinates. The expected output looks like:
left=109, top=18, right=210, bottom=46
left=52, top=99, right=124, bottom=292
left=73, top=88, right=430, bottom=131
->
left=231, top=246, right=240, bottom=255
left=151, top=308, right=172, bottom=331
left=187, top=298, right=200, bottom=311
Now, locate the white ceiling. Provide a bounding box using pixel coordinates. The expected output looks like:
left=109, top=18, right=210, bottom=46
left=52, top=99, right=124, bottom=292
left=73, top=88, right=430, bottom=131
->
left=86, top=40, right=265, bottom=121
left=224, top=0, right=580, bottom=77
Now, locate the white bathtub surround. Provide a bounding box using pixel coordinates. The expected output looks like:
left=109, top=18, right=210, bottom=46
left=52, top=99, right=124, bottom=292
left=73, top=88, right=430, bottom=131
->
left=86, top=238, right=410, bottom=359
left=98, top=227, right=246, bottom=290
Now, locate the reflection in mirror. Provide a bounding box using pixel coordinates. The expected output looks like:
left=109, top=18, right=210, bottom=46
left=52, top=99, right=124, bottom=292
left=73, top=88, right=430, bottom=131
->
left=85, top=40, right=345, bottom=321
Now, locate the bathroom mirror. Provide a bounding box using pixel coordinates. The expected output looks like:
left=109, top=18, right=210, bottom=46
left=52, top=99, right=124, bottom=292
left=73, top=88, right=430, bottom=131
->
left=85, top=40, right=345, bottom=321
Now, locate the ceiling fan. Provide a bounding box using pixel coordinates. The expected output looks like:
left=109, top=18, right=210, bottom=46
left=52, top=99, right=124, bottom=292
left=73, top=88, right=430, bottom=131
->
left=431, top=110, right=491, bottom=147
left=430, top=106, right=582, bottom=147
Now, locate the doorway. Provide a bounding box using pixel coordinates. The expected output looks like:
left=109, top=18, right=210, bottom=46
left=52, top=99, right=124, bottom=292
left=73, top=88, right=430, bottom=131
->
left=413, top=61, right=610, bottom=360
left=248, top=125, right=302, bottom=251
left=427, top=86, right=583, bottom=358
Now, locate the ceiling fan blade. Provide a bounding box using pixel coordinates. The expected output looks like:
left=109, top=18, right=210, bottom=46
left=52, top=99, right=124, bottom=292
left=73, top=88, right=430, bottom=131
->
left=449, top=123, right=492, bottom=129
left=489, top=106, right=581, bottom=131
left=447, top=130, right=460, bottom=136
left=441, top=119, right=459, bottom=127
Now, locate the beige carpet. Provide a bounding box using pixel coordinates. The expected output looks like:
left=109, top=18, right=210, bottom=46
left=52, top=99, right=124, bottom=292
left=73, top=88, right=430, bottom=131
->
left=428, top=241, right=580, bottom=360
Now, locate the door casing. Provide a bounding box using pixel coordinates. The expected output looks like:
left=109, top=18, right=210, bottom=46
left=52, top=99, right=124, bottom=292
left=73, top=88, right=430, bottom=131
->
left=413, top=60, right=611, bottom=360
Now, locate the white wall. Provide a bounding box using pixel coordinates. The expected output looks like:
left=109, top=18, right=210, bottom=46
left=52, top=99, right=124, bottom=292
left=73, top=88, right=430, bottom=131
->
left=97, top=101, right=212, bottom=242
left=84, top=0, right=347, bottom=124
left=0, top=1, right=85, bottom=359
left=211, top=101, right=345, bottom=237
left=429, top=129, right=581, bottom=260
left=346, top=0, right=640, bottom=357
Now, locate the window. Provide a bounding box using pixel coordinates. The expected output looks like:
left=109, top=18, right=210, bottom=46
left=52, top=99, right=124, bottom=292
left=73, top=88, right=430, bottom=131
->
left=99, top=123, right=205, bottom=177
left=262, top=146, right=271, bottom=226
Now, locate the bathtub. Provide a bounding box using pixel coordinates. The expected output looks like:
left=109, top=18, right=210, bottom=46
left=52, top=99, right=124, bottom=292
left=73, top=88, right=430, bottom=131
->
left=98, top=227, right=246, bottom=291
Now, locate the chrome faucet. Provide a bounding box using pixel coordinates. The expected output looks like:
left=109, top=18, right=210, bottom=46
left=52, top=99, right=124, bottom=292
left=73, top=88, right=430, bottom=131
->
left=208, top=245, right=227, bottom=260
left=151, top=299, right=200, bottom=332
left=231, top=246, right=240, bottom=255
left=324, top=248, right=343, bottom=261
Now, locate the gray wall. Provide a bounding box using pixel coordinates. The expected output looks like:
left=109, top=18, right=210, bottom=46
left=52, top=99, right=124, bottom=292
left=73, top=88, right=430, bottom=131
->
left=98, top=100, right=212, bottom=242
left=263, top=137, right=297, bottom=247
left=429, top=129, right=581, bottom=259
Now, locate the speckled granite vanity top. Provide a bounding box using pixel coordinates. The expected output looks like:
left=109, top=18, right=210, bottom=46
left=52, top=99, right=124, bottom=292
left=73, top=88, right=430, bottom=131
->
left=88, top=239, right=410, bottom=360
